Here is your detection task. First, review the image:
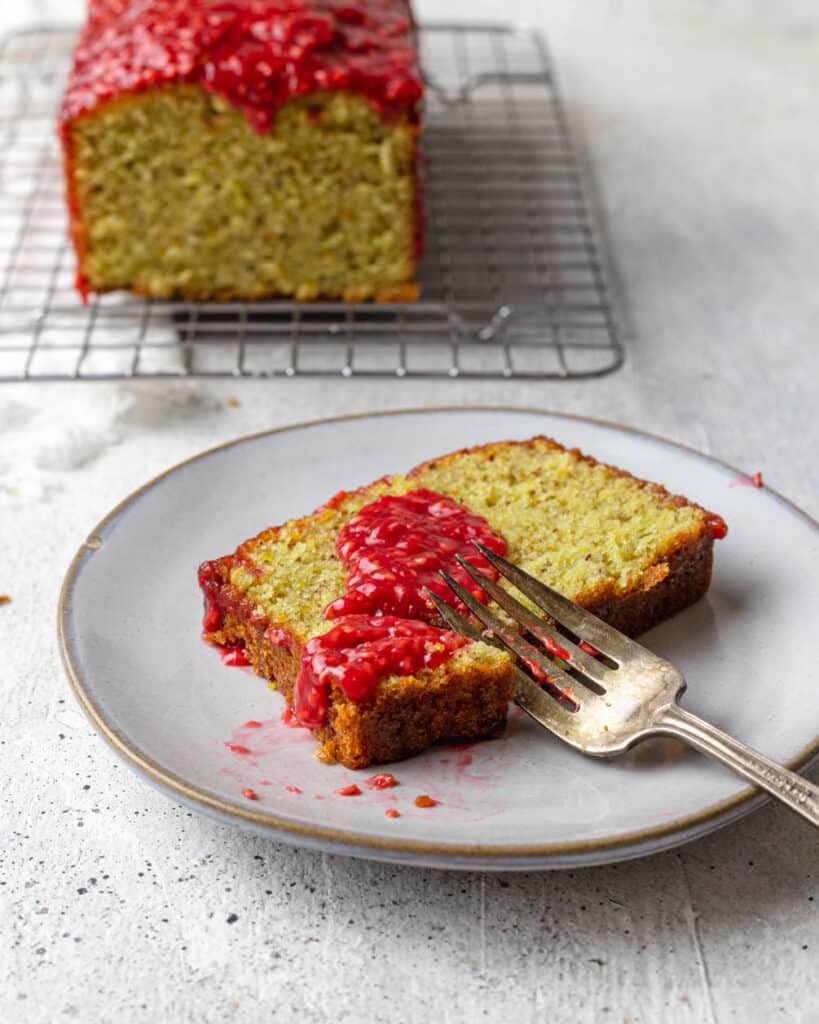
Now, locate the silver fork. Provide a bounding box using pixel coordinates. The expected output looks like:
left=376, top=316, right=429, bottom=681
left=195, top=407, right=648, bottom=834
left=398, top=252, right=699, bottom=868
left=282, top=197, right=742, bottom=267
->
left=427, top=541, right=819, bottom=829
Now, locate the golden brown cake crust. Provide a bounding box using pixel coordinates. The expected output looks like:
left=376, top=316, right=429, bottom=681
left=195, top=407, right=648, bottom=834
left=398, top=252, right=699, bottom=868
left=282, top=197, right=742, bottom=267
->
left=584, top=532, right=713, bottom=636
left=118, top=272, right=420, bottom=304
left=319, top=659, right=514, bottom=770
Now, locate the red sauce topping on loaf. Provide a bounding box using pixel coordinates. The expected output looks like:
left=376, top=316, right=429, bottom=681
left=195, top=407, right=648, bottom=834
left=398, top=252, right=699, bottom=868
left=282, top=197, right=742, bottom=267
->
left=293, top=614, right=468, bottom=727
left=707, top=514, right=729, bottom=540
left=60, top=0, right=422, bottom=133
left=220, top=644, right=251, bottom=666
left=287, top=489, right=508, bottom=726
left=326, top=489, right=508, bottom=621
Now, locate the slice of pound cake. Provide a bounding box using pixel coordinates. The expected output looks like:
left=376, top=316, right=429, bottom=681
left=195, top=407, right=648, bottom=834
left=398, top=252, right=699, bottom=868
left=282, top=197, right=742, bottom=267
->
left=199, top=437, right=727, bottom=768
left=60, top=1, right=423, bottom=302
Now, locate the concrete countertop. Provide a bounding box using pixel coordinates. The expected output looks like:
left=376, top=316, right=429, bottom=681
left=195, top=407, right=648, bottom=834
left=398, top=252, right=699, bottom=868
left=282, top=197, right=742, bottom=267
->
left=1, top=2, right=817, bottom=1021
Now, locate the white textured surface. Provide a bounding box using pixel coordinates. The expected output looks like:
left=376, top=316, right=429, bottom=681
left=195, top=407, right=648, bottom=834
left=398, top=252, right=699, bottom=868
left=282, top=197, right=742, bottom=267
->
left=1, top=2, right=818, bottom=1022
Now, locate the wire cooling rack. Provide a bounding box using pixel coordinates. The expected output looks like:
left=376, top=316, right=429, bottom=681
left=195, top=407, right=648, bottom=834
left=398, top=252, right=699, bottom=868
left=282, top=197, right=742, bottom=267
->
left=0, top=23, right=622, bottom=381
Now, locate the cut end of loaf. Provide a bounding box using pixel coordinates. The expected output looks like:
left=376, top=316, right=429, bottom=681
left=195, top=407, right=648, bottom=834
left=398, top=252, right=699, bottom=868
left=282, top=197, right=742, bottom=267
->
left=315, top=644, right=515, bottom=768
left=65, top=86, right=419, bottom=300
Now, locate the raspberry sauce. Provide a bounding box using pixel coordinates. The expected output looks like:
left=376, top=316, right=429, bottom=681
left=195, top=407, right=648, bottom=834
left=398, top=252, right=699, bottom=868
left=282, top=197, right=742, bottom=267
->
left=335, top=784, right=362, bottom=796
left=364, top=772, right=397, bottom=789
left=220, top=645, right=250, bottom=667
left=60, top=0, right=422, bottom=133
left=325, top=488, right=508, bottom=621
left=293, top=615, right=468, bottom=727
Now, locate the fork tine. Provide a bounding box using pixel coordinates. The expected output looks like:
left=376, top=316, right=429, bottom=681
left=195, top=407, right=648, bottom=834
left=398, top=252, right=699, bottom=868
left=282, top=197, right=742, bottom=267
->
left=439, top=570, right=605, bottom=711
left=426, top=590, right=581, bottom=736
left=425, top=587, right=488, bottom=644
left=472, top=541, right=638, bottom=664
left=454, top=554, right=612, bottom=688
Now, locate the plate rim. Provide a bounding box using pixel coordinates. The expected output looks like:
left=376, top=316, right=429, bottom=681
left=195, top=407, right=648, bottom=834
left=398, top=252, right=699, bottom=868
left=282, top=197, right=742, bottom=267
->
left=58, top=405, right=819, bottom=866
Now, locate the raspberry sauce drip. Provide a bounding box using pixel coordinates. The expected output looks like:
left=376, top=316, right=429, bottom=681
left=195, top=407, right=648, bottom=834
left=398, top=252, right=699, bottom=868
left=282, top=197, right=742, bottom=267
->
left=294, top=490, right=506, bottom=726
left=325, top=489, right=508, bottom=621
left=293, top=614, right=468, bottom=728
left=60, top=0, right=422, bottom=133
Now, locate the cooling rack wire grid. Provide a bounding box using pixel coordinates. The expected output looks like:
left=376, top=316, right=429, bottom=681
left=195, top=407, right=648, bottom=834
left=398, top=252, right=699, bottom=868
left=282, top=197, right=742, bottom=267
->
left=0, top=23, right=622, bottom=381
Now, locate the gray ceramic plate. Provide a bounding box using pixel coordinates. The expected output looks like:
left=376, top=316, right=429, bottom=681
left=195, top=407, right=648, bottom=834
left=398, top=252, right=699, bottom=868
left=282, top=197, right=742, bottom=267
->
left=59, top=408, right=819, bottom=870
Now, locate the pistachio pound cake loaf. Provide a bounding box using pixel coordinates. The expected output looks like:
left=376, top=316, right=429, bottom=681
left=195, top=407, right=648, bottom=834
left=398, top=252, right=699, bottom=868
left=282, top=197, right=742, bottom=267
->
left=199, top=437, right=727, bottom=770
left=59, top=0, right=423, bottom=301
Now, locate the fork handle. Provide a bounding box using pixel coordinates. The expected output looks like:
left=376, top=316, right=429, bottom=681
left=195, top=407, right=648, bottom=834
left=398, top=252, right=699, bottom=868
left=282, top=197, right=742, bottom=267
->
left=655, top=704, right=819, bottom=829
